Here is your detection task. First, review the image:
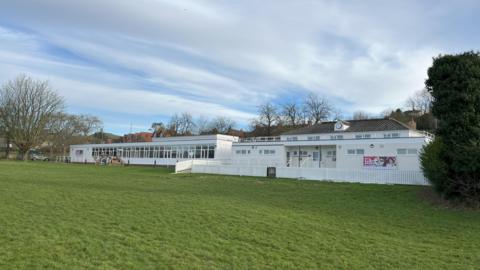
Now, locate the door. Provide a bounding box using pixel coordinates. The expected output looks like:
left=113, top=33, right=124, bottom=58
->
left=313, top=151, right=320, bottom=168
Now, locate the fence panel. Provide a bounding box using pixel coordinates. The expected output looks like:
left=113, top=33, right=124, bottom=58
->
left=189, top=164, right=429, bottom=186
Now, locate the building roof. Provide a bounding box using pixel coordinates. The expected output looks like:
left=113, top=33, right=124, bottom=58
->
left=282, top=118, right=411, bottom=135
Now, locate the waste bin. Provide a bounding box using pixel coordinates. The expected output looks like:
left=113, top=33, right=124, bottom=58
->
left=267, top=167, right=276, bottom=178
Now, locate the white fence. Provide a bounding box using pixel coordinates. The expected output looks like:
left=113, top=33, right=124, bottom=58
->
left=186, top=163, right=429, bottom=186
left=175, top=159, right=226, bottom=173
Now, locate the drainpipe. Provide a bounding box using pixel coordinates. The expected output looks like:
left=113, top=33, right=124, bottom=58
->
left=298, top=146, right=301, bottom=167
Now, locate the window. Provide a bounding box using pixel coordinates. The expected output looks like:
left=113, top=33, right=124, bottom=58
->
left=236, top=150, right=241, bottom=154
left=330, top=135, right=343, bottom=140
left=347, top=149, right=364, bottom=155
left=208, top=145, right=215, bottom=159
left=308, top=136, right=320, bottom=141
left=398, top=148, right=417, bottom=155
left=262, top=149, right=276, bottom=155
left=326, top=150, right=336, bottom=157
left=287, top=136, right=298, bottom=141
left=356, top=134, right=372, bottom=139
left=385, top=133, right=400, bottom=138
left=259, top=150, right=262, bottom=154
left=241, top=149, right=247, bottom=154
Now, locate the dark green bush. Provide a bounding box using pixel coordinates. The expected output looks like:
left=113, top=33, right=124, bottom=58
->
left=420, top=139, right=448, bottom=194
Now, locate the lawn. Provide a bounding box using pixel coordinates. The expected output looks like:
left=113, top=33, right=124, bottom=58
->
left=0, top=161, right=479, bottom=269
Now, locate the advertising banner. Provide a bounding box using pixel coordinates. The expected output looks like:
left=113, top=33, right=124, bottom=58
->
left=363, top=156, right=397, bottom=169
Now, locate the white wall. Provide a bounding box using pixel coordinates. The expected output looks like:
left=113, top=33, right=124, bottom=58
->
left=189, top=164, right=429, bottom=186
left=231, top=143, right=285, bottom=167
left=336, top=137, right=427, bottom=170
left=69, top=135, right=238, bottom=165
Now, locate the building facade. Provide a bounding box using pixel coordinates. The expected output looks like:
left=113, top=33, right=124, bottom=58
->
left=230, top=119, right=432, bottom=171
left=70, top=134, right=238, bottom=165
left=70, top=119, right=432, bottom=171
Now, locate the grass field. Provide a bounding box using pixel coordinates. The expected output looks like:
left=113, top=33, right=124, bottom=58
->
left=0, top=161, right=479, bottom=269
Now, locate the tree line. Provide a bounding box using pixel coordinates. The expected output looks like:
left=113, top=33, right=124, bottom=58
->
left=152, top=89, right=435, bottom=138
left=150, top=93, right=342, bottom=138
left=0, top=75, right=103, bottom=159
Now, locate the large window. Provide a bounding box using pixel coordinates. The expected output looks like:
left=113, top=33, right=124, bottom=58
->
left=397, top=148, right=417, bottom=155
left=330, top=135, right=343, bottom=140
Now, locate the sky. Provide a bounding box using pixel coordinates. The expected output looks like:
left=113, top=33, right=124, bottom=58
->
left=0, top=0, right=479, bottom=134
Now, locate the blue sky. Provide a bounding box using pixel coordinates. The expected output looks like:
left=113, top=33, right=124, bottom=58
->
left=0, top=0, right=479, bottom=134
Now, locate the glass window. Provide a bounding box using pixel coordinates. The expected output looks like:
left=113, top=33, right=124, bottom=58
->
left=241, top=149, right=246, bottom=154
left=208, top=146, right=215, bottom=159
left=195, top=146, right=201, bottom=158
left=356, top=149, right=364, bottom=155
left=397, top=148, right=407, bottom=155
left=408, top=148, right=417, bottom=154
left=347, top=149, right=355, bottom=154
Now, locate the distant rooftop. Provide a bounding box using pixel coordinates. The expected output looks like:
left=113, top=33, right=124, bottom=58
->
left=282, top=118, right=411, bottom=136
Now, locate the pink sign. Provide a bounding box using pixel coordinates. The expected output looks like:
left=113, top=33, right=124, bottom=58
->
left=363, top=156, right=397, bottom=169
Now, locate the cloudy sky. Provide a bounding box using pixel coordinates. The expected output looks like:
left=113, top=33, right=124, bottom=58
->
left=0, top=1, right=478, bottom=134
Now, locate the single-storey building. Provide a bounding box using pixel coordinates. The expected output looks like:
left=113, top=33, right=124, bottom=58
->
left=231, top=118, right=432, bottom=171
left=70, top=118, right=432, bottom=171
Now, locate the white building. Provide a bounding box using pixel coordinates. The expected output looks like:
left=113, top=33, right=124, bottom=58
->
left=70, top=118, right=432, bottom=172
left=231, top=119, right=432, bottom=171
left=70, top=134, right=238, bottom=165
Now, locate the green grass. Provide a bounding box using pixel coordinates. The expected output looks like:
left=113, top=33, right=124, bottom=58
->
left=0, top=161, right=479, bottom=269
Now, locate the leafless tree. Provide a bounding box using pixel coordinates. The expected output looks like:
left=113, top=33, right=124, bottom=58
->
left=151, top=122, right=166, bottom=137
left=167, top=114, right=181, bottom=136
left=168, top=112, right=195, bottom=136
left=46, top=113, right=102, bottom=157
left=332, top=108, right=344, bottom=121
left=208, top=116, right=236, bottom=134
left=0, top=75, right=64, bottom=159
left=304, top=93, right=332, bottom=124
left=352, top=111, right=370, bottom=120
left=194, top=116, right=210, bottom=135
left=405, top=88, right=433, bottom=113
left=178, top=112, right=195, bottom=135
left=281, top=101, right=302, bottom=126
left=255, top=102, right=279, bottom=136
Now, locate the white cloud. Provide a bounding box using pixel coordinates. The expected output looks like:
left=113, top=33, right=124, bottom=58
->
left=1, top=0, right=477, bottom=132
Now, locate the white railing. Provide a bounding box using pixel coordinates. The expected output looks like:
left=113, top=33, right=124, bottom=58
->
left=175, top=159, right=227, bottom=173
left=239, top=136, right=281, bottom=143
left=189, top=164, right=429, bottom=186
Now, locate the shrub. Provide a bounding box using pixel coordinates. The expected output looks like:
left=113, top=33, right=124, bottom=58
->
left=420, top=139, right=448, bottom=194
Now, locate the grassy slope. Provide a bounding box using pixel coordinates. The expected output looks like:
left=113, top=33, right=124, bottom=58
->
left=0, top=161, right=479, bottom=269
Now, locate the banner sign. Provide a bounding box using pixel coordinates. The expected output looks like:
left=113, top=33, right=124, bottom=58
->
left=363, top=156, right=397, bottom=169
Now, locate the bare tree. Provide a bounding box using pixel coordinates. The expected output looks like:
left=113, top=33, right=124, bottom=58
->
left=167, top=113, right=181, bottom=136
left=281, top=101, right=302, bottom=126
left=45, top=113, right=101, bottom=157
left=208, top=116, right=236, bottom=134
left=168, top=112, right=195, bottom=136
left=332, top=108, right=344, bottom=121
left=178, top=112, right=195, bottom=135
left=352, top=111, right=370, bottom=120
left=77, top=115, right=102, bottom=138
left=256, top=102, right=279, bottom=136
left=195, top=116, right=210, bottom=135
left=405, top=88, right=433, bottom=113
left=416, top=88, right=433, bottom=113
left=0, top=75, right=64, bottom=159
left=151, top=122, right=166, bottom=137
left=304, top=93, right=332, bottom=124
